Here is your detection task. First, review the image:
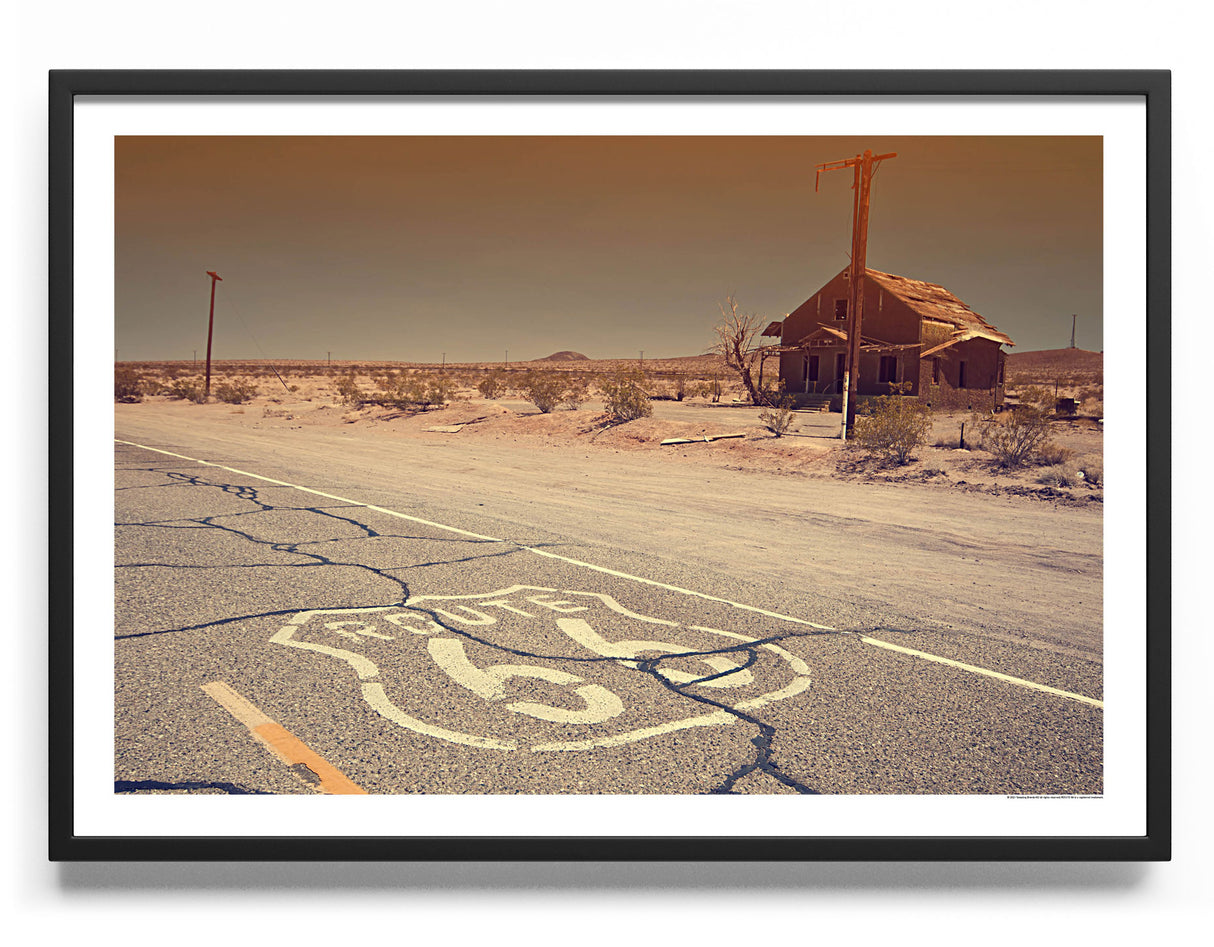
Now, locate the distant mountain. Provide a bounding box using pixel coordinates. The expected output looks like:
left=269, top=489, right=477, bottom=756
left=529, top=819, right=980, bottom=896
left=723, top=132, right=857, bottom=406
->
left=537, top=351, right=591, bottom=361
left=1006, top=348, right=1102, bottom=382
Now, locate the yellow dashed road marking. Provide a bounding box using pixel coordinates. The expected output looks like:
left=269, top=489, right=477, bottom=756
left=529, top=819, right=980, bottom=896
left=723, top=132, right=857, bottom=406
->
left=201, top=681, right=367, bottom=794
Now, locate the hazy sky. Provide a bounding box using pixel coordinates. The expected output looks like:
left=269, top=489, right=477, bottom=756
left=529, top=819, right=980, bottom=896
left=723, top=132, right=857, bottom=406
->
left=115, top=136, right=1102, bottom=362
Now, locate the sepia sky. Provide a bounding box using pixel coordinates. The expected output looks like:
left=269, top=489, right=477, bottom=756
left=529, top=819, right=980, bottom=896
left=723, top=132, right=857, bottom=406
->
left=115, top=135, right=1102, bottom=362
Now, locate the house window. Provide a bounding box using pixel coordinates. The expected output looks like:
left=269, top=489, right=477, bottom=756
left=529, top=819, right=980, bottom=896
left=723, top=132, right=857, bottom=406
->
left=834, top=298, right=848, bottom=321
left=958, top=361, right=968, bottom=389
left=997, top=360, right=1005, bottom=385
left=931, top=357, right=940, bottom=385
left=805, top=354, right=819, bottom=382
left=878, top=356, right=898, bottom=384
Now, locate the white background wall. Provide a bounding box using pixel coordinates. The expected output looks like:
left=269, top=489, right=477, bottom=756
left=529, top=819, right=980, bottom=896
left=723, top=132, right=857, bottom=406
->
left=4, top=1, right=1206, bottom=939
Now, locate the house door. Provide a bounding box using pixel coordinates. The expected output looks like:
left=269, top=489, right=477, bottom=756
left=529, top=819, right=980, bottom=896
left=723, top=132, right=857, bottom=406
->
left=803, top=354, right=819, bottom=393
left=834, top=352, right=847, bottom=394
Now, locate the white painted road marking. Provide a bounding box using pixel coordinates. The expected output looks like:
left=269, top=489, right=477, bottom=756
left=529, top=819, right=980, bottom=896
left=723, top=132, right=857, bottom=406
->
left=119, top=440, right=1104, bottom=709
left=859, top=636, right=1105, bottom=709
left=270, top=587, right=814, bottom=751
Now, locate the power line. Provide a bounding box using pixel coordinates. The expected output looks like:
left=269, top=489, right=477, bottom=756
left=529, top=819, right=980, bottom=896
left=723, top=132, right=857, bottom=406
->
left=216, top=283, right=292, bottom=394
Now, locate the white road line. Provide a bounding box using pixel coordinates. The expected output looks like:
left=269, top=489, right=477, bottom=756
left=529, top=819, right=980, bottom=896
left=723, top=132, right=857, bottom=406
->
left=117, top=438, right=1103, bottom=709
left=859, top=636, right=1105, bottom=709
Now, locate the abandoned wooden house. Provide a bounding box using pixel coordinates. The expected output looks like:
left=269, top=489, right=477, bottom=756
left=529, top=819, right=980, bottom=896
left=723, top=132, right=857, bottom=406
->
left=769, top=267, right=1015, bottom=411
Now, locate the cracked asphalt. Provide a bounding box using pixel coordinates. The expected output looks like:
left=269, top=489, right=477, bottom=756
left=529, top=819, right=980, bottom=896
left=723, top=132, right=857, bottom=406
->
left=112, top=430, right=1103, bottom=797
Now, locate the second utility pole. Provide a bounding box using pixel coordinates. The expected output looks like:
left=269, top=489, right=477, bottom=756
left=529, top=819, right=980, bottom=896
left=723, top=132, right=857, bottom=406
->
left=204, top=270, right=222, bottom=401
left=816, top=149, right=896, bottom=436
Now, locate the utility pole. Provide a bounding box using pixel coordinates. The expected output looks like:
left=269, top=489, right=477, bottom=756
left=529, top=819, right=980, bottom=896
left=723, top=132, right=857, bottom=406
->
left=1070, top=314, right=1077, bottom=349
left=816, top=149, right=896, bottom=436
left=204, top=270, right=222, bottom=401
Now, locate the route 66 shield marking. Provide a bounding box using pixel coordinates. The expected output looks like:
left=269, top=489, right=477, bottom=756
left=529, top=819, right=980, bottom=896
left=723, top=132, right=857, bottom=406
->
left=270, top=585, right=812, bottom=752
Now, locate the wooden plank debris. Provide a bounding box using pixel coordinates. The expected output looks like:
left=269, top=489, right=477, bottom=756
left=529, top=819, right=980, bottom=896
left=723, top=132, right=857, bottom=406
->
left=660, top=432, right=746, bottom=446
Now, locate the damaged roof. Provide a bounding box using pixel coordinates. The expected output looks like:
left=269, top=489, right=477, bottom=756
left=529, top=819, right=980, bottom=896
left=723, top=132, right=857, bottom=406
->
left=864, top=268, right=1014, bottom=346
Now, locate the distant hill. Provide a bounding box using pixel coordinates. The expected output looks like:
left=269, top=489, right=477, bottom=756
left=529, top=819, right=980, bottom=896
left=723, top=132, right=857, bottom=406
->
left=537, top=351, right=591, bottom=362
left=1006, top=348, right=1102, bottom=384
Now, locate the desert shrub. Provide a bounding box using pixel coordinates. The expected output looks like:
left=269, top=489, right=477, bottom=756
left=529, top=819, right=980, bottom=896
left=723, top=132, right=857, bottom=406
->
left=167, top=379, right=205, bottom=403
left=477, top=370, right=508, bottom=399
left=1037, top=442, right=1075, bottom=466
left=561, top=376, right=590, bottom=410
left=335, top=372, right=364, bottom=405
left=758, top=383, right=795, bottom=437
left=692, top=378, right=722, bottom=402
left=1079, top=397, right=1103, bottom=417
left=115, top=368, right=143, bottom=403
left=1080, top=458, right=1103, bottom=486
left=673, top=373, right=686, bottom=402
left=599, top=370, right=653, bottom=421
left=976, top=406, right=1052, bottom=468
left=370, top=370, right=450, bottom=410
left=1037, top=463, right=1082, bottom=487
left=759, top=400, right=796, bottom=437
left=425, top=374, right=459, bottom=407
left=518, top=370, right=567, bottom=414
left=1018, top=386, right=1053, bottom=410
left=214, top=379, right=259, bottom=404
left=852, top=395, right=930, bottom=465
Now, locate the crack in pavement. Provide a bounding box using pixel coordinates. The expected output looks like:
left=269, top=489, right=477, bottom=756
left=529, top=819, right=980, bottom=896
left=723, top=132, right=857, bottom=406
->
left=116, top=452, right=847, bottom=793
left=114, top=779, right=273, bottom=795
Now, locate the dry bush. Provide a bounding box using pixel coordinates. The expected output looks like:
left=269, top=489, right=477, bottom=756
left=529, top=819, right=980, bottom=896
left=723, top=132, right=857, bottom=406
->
left=1037, top=442, right=1075, bottom=466
left=115, top=368, right=143, bottom=403
left=561, top=376, right=590, bottom=410
left=853, top=396, right=931, bottom=465
left=975, top=407, right=1052, bottom=468
left=477, top=370, right=508, bottom=399
left=167, top=379, right=205, bottom=403
left=1037, top=463, right=1082, bottom=487
left=599, top=370, right=653, bottom=421
left=759, top=401, right=796, bottom=437
left=214, top=379, right=259, bottom=404
left=517, top=370, right=567, bottom=414
left=1080, top=458, right=1103, bottom=486
left=335, top=372, right=365, bottom=405
left=758, top=384, right=795, bottom=437
left=1079, top=397, right=1103, bottom=417
left=371, top=370, right=455, bottom=410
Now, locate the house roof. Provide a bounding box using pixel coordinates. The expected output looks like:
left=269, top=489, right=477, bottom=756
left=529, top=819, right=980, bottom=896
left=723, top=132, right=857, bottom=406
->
left=761, top=320, right=785, bottom=337
left=864, top=268, right=1014, bottom=346
left=919, top=331, right=1007, bottom=359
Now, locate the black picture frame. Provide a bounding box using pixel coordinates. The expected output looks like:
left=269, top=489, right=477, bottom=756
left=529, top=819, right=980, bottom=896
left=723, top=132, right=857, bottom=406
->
left=49, top=69, right=1171, bottom=862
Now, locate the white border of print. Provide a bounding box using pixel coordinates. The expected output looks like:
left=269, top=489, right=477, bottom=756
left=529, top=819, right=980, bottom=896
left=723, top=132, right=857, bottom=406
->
left=76, top=95, right=1144, bottom=839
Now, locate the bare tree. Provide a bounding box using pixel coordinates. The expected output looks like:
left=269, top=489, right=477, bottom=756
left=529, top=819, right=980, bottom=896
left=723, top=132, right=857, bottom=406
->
left=713, top=295, right=765, bottom=405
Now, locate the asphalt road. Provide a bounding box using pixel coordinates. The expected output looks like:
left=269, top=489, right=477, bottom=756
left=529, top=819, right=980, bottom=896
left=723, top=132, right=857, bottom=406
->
left=113, top=430, right=1103, bottom=796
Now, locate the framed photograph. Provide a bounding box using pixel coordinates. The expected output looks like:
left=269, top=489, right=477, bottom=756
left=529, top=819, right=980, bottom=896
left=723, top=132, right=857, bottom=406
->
left=50, top=70, right=1170, bottom=861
